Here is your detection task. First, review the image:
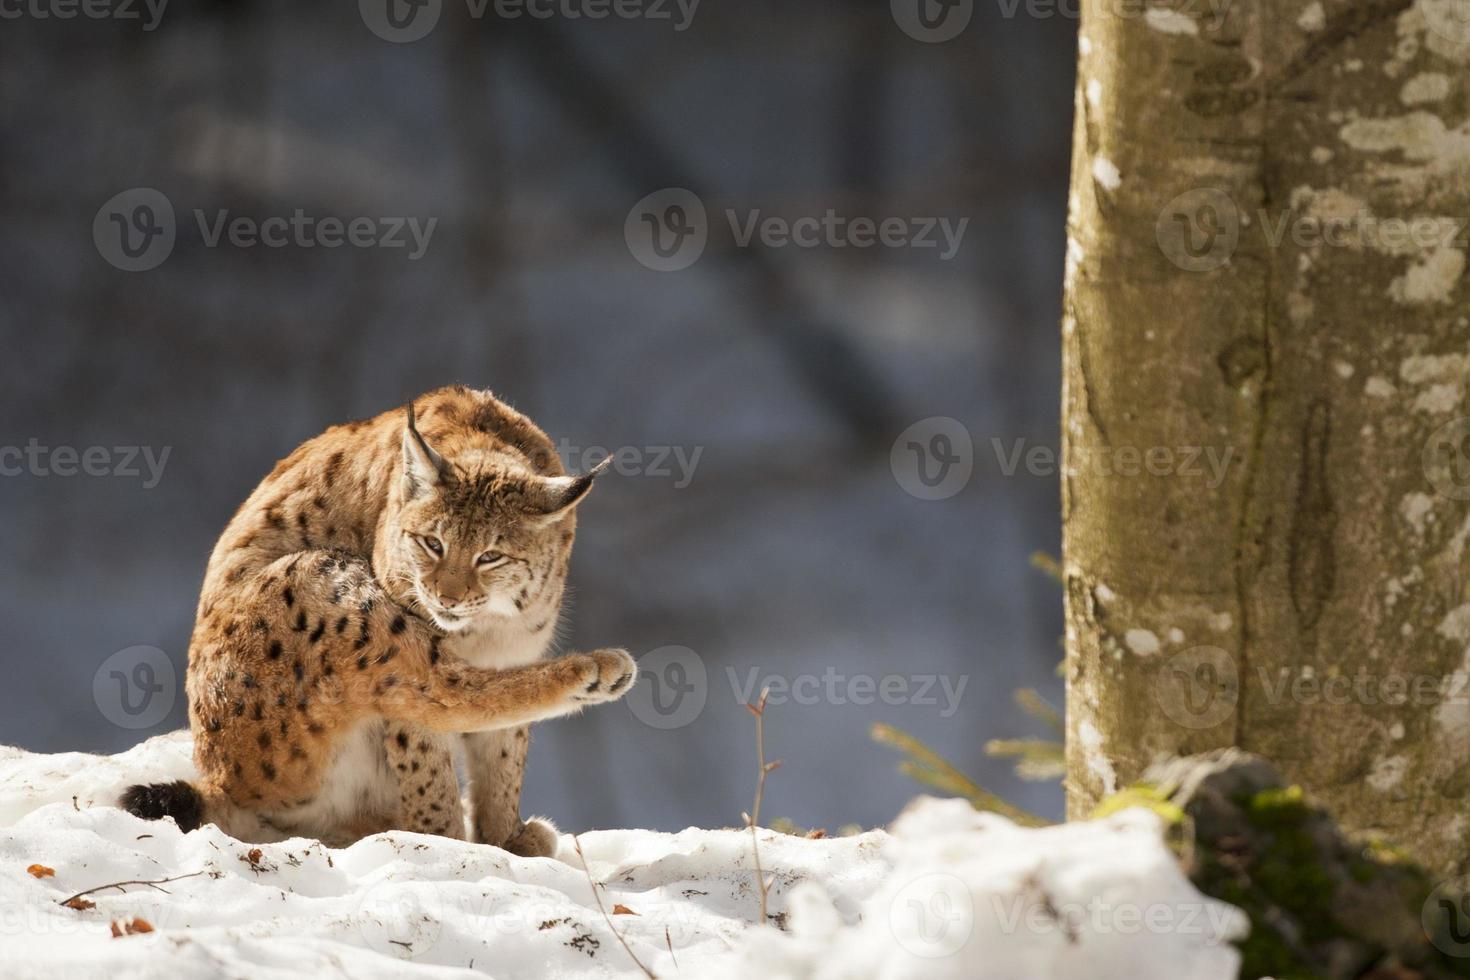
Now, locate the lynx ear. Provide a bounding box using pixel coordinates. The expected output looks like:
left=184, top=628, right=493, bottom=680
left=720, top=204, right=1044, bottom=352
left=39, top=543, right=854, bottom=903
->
left=402, top=403, right=452, bottom=497
left=520, top=455, right=612, bottom=521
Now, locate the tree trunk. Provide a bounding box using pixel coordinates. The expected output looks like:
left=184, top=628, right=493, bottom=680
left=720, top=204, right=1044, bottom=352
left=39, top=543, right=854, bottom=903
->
left=1062, top=0, right=1470, bottom=873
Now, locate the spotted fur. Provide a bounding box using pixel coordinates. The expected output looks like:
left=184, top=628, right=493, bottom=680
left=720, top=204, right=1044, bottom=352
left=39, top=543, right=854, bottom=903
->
left=121, top=386, right=635, bottom=850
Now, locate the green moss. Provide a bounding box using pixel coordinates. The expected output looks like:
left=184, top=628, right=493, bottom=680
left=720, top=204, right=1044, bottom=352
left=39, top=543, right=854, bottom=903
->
left=1089, top=784, right=1186, bottom=825
left=1243, top=785, right=1309, bottom=828
left=1362, top=835, right=1413, bottom=866
left=1243, top=788, right=1336, bottom=943
left=1185, top=784, right=1340, bottom=977
left=1181, top=782, right=1470, bottom=979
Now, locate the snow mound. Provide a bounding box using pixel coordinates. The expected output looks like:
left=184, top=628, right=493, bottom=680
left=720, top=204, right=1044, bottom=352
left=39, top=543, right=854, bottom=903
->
left=711, top=797, right=1247, bottom=979
left=0, top=735, right=1245, bottom=979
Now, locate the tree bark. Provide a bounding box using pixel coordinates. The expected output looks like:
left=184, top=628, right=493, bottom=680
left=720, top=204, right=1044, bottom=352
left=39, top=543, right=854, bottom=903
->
left=1062, top=0, right=1470, bottom=873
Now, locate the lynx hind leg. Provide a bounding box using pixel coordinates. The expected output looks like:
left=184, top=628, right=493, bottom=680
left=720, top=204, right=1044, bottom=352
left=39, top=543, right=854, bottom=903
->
left=463, top=728, right=526, bottom=846
left=464, top=729, right=559, bottom=858
left=464, top=728, right=523, bottom=844
left=383, top=723, right=465, bottom=839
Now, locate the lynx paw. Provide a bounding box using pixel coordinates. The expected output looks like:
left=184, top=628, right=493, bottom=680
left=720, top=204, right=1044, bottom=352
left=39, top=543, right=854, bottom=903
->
left=564, top=648, right=637, bottom=704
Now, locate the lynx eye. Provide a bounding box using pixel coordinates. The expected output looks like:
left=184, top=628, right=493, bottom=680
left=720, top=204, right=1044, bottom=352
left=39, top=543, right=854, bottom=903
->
left=416, top=534, right=444, bottom=558
left=476, top=550, right=506, bottom=567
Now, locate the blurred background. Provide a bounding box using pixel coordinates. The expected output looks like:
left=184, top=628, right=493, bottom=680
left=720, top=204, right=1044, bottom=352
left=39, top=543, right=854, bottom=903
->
left=0, top=0, right=1074, bottom=832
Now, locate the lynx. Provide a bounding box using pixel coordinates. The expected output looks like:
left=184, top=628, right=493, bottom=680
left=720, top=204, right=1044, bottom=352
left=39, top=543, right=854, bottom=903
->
left=121, top=386, right=636, bottom=855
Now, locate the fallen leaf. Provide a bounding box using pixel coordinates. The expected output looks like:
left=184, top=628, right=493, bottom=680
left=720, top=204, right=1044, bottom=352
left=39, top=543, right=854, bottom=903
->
left=110, top=917, right=154, bottom=937
left=27, top=864, right=55, bottom=879
left=805, top=828, right=828, bottom=840
left=246, top=848, right=263, bottom=865
left=63, top=897, right=96, bottom=910
left=612, top=904, right=639, bottom=916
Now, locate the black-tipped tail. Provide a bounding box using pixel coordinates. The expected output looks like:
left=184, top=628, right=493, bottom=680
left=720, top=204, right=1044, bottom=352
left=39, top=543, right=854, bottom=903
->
left=120, top=781, right=204, bottom=833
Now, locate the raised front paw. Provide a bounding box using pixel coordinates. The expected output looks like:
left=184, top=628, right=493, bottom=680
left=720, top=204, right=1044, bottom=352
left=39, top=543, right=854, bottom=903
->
left=563, top=648, right=637, bottom=704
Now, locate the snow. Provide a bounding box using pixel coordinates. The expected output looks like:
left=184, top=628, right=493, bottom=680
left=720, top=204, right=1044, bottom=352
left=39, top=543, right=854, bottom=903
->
left=1090, top=157, right=1121, bottom=191
left=0, top=735, right=1246, bottom=979
left=707, top=799, right=1245, bottom=980
left=1074, top=721, right=1118, bottom=798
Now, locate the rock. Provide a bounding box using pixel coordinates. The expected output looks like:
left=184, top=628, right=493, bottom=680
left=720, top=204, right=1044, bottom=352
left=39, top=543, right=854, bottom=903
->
left=1115, top=750, right=1470, bottom=980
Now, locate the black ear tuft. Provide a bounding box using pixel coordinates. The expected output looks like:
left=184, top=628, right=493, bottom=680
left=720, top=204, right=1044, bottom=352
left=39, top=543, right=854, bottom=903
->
left=403, top=402, right=453, bottom=494
left=521, top=456, right=612, bottom=520
left=120, top=780, right=204, bottom=833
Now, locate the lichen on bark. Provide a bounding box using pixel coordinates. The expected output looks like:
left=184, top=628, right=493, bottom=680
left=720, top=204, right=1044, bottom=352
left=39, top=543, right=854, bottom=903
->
left=1063, top=0, right=1470, bottom=873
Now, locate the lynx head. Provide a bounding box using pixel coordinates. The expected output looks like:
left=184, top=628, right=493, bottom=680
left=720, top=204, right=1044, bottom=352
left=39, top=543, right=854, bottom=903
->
left=383, top=403, right=604, bottom=633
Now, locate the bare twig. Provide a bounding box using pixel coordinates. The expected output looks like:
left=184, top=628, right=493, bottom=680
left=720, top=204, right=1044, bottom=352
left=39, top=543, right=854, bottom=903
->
left=744, top=688, right=782, bottom=925
left=56, top=870, right=208, bottom=908
left=572, top=836, right=656, bottom=980
left=664, top=926, right=677, bottom=970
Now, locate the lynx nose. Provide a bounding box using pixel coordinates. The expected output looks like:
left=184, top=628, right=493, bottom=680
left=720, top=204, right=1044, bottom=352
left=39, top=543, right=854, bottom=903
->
left=428, top=570, right=474, bottom=609
left=434, top=591, right=465, bottom=610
